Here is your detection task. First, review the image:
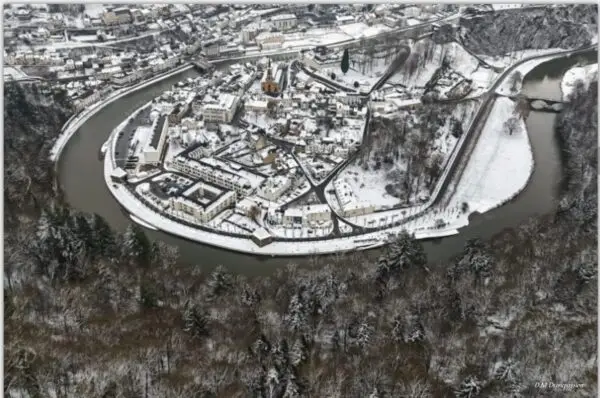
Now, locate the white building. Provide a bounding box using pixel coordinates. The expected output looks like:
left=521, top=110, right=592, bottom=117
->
left=245, top=99, right=269, bottom=113
left=170, top=188, right=235, bottom=223
left=283, top=204, right=331, bottom=227
left=170, top=157, right=257, bottom=196
left=143, top=115, right=169, bottom=164
left=333, top=178, right=375, bottom=216
left=257, top=175, right=292, bottom=202
left=255, top=32, right=284, bottom=50
left=241, top=22, right=260, bottom=44
left=202, top=93, right=240, bottom=123
left=271, top=14, right=297, bottom=31
left=235, top=197, right=259, bottom=217
left=301, top=49, right=342, bottom=71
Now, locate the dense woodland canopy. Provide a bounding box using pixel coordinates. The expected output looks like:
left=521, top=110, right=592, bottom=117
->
left=461, top=4, right=597, bottom=56
left=4, top=6, right=599, bottom=397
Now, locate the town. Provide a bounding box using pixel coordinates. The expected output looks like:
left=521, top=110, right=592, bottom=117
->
left=10, top=3, right=594, bottom=254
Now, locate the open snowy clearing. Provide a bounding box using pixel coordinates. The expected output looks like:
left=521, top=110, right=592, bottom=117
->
left=444, top=96, right=533, bottom=217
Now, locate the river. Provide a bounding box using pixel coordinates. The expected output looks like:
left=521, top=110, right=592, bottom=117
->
left=57, top=50, right=597, bottom=274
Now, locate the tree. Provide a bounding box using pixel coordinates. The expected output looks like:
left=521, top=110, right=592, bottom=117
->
left=504, top=116, right=519, bottom=135
left=341, top=48, right=350, bottom=74
left=122, top=224, right=151, bottom=268
left=330, top=72, right=336, bottom=81
left=509, top=71, right=522, bottom=93
left=354, top=81, right=360, bottom=88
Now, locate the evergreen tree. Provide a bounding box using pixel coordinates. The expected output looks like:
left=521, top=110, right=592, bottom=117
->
left=341, top=48, right=350, bottom=74
left=183, top=303, right=209, bottom=339
left=91, top=213, right=118, bottom=260
left=122, top=224, right=151, bottom=268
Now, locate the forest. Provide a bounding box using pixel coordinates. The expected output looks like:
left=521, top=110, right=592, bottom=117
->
left=461, top=5, right=598, bottom=56
left=4, top=13, right=598, bottom=398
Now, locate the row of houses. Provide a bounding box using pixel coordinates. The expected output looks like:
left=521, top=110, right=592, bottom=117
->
left=170, top=156, right=257, bottom=197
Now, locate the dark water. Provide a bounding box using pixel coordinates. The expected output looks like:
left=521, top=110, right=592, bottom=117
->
left=57, top=51, right=597, bottom=273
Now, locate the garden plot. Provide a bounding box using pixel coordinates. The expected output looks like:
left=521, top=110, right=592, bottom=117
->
left=338, top=100, right=479, bottom=209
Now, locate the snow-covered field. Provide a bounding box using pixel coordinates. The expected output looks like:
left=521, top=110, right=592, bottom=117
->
left=561, top=63, right=598, bottom=101
left=445, top=96, right=533, bottom=216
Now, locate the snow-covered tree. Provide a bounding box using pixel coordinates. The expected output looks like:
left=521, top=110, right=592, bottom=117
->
left=455, top=376, right=482, bottom=397
left=182, top=303, right=209, bottom=339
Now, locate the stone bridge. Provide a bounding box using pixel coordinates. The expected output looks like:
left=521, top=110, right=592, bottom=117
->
left=510, top=95, right=565, bottom=113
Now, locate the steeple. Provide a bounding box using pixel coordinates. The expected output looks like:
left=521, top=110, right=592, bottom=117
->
left=266, top=58, right=273, bottom=81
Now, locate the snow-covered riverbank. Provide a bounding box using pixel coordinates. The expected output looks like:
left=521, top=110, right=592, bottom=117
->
left=560, top=63, right=598, bottom=101
left=50, top=63, right=194, bottom=163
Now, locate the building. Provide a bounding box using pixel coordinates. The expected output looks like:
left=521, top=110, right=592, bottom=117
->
left=201, top=93, right=240, bottom=123
left=168, top=102, right=191, bottom=124
left=102, top=7, right=132, bottom=25
left=170, top=157, right=258, bottom=196
left=336, top=15, right=355, bottom=25
left=252, top=227, right=273, bottom=247
left=245, top=99, right=269, bottom=113
left=110, top=167, right=128, bottom=183
left=170, top=184, right=236, bottom=223
left=342, top=201, right=376, bottom=217
left=235, top=197, right=259, bottom=217
left=283, top=204, right=331, bottom=227
left=255, top=31, right=284, bottom=50
left=204, top=43, right=220, bottom=58
left=142, top=114, right=168, bottom=164
left=257, top=175, right=292, bottom=202
left=270, top=14, right=297, bottom=30
left=333, top=178, right=376, bottom=216
left=261, top=60, right=285, bottom=95
left=241, top=22, right=260, bottom=44
left=302, top=47, right=342, bottom=71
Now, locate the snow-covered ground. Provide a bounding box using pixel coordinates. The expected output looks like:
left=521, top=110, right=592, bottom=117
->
left=561, top=63, right=598, bottom=101
left=84, top=4, right=105, bottom=18
left=483, top=48, right=563, bottom=71
left=3, top=66, right=28, bottom=80
left=102, top=96, right=531, bottom=256
left=335, top=99, right=478, bottom=215
left=444, top=96, right=533, bottom=217
left=388, top=41, right=496, bottom=97
left=130, top=214, right=158, bottom=231
left=494, top=50, right=574, bottom=96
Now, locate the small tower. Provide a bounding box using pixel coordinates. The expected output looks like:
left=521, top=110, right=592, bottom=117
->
left=266, top=58, right=273, bottom=81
